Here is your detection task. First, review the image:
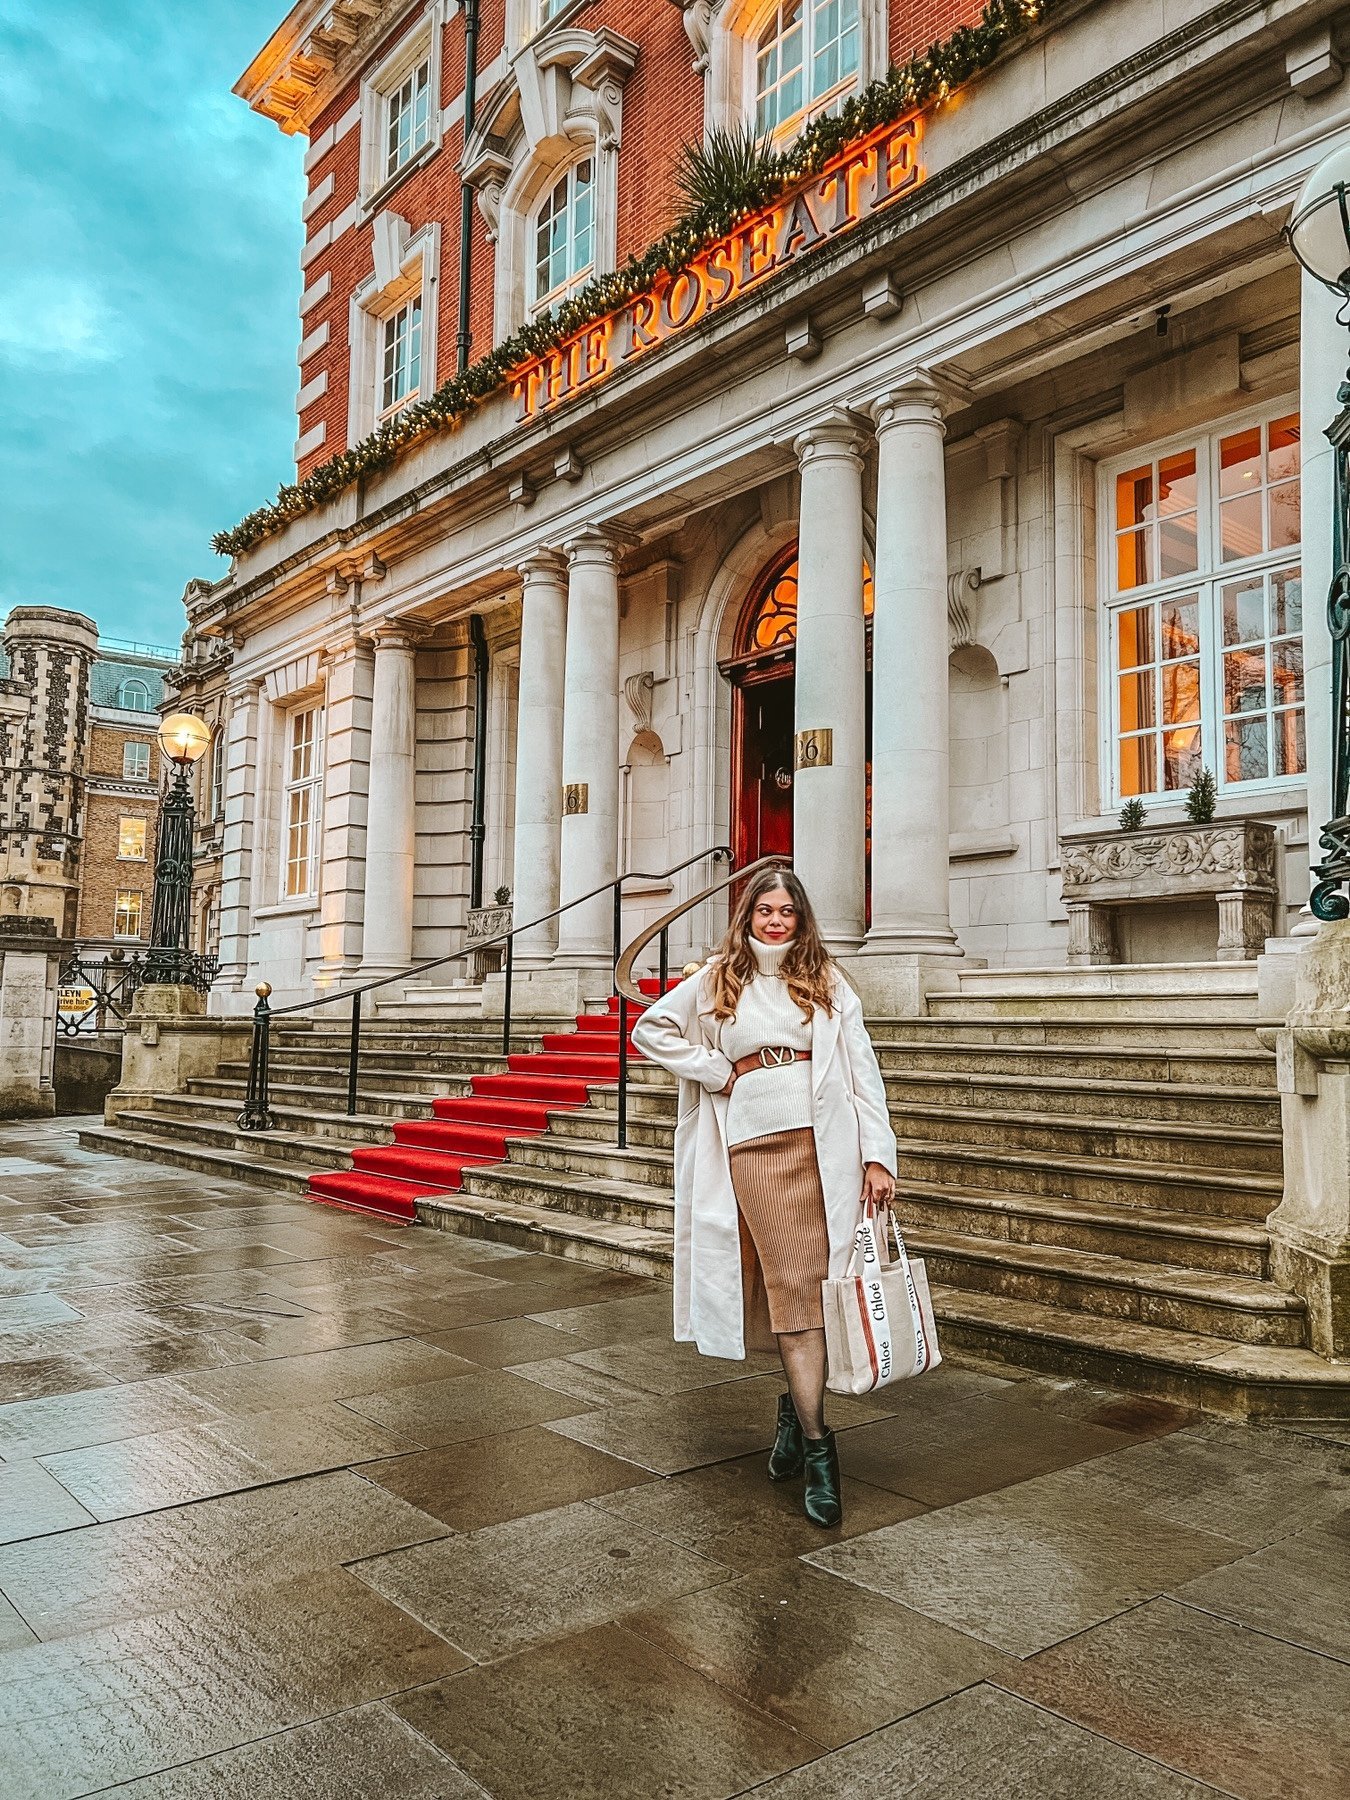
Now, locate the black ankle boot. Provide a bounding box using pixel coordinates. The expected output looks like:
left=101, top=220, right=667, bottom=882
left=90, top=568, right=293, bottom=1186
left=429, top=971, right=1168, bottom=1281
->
left=767, top=1392, right=804, bottom=1482
left=802, top=1428, right=842, bottom=1527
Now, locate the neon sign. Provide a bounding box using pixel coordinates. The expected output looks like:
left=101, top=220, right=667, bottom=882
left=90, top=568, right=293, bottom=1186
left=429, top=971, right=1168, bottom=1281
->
left=510, top=115, right=925, bottom=423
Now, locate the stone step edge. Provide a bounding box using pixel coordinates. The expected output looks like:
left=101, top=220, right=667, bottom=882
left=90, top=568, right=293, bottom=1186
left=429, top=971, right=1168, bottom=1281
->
left=897, top=1140, right=1281, bottom=1196
left=910, top=1226, right=1299, bottom=1313
left=932, top=1287, right=1350, bottom=1410
left=491, top=1129, right=1282, bottom=1199
left=459, top=1158, right=1271, bottom=1249
left=111, top=1108, right=375, bottom=1169
left=76, top=1125, right=314, bottom=1194
left=560, top=1099, right=1282, bottom=1150
left=413, top=1191, right=673, bottom=1279
left=141, top=1093, right=398, bottom=1136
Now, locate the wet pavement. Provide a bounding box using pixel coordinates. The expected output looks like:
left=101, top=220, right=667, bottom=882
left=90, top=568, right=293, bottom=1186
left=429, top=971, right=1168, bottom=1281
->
left=1, top=1119, right=1347, bottom=1800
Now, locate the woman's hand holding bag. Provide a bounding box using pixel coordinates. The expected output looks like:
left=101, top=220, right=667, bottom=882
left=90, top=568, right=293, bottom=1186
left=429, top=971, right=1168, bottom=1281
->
left=822, top=1201, right=941, bottom=1394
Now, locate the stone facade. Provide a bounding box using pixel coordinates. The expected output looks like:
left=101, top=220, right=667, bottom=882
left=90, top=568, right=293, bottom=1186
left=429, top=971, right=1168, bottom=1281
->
left=193, top=0, right=1348, bottom=1013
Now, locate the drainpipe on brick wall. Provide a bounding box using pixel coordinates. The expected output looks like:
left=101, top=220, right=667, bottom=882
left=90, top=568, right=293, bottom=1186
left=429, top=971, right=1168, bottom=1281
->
left=469, top=612, right=488, bottom=909
left=456, top=0, right=481, bottom=374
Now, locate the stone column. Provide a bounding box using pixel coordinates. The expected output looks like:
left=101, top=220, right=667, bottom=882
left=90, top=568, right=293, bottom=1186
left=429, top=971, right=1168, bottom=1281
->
left=865, top=378, right=961, bottom=962
left=511, top=551, right=568, bottom=965
left=792, top=412, right=868, bottom=952
left=216, top=678, right=263, bottom=998
left=317, top=635, right=375, bottom=985
left=360, top=624, right=422, bottom=979
left=554, top=528, right=624, bottom=969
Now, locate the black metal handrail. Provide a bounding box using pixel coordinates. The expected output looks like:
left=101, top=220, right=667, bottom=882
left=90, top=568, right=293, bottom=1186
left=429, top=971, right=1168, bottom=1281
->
left=236, top=845, right=731, bottom=1131
left=611, top=853, right=791, bottom=1149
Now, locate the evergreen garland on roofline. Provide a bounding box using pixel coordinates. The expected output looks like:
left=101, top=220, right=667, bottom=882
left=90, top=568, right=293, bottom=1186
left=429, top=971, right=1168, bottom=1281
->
left=213, top=0, right=1052, bottom=560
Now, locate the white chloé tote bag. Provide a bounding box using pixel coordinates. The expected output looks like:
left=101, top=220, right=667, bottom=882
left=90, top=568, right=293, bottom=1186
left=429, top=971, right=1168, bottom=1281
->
left=823, top=1204, right=941, bottom=1394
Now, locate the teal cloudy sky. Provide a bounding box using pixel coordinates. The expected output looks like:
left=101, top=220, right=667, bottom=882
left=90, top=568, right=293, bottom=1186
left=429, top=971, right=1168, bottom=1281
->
left=0, top=1, right=305, bottom=649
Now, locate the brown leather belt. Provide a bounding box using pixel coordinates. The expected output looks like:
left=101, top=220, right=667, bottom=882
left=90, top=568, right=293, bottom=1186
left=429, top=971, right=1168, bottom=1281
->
left=730, top=1047, right=812, bottom=1079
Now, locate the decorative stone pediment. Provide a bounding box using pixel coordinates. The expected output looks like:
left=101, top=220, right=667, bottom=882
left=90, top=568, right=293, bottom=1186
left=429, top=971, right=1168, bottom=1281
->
left=510, top=26, right=638, bottom=154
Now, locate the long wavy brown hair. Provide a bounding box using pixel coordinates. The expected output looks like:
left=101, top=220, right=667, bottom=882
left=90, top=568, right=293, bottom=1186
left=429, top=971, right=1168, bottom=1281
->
left=708, top=866, right=837, bottom=1022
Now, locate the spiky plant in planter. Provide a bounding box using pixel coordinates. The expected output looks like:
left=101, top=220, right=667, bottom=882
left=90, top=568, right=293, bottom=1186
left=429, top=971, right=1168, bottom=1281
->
left=675, top=124, right=776, bottom=215
left=1185, top=765, right=1217, bottom=825
left=493, top=885, right=512, bottom=906
left=1119, top=798, right=1147, bottom=832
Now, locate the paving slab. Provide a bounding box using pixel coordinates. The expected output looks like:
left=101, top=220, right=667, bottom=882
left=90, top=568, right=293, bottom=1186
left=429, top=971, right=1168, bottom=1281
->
left=37, top=1401, right=421, bottom=1520
left=172, top=1338, right=474, bottom=1416
left=626, top=1558, right=1016, bottom=1748
left=94, top=1703, right=486, bottom=1798
left=743, top=1682, right=1223, bottom=1798
left=425, top=1315, right=590, bottom=1366
left=0, top=1456, right=96, bottom=1544
left=832, top=1381, right=1137, bottom=1507
left=340, top=1364, right=594, bottom=1444
left=591, top=1449, right=923, bottom=1570
left=547, top=1373, right=888, bottom=1476
left=0, top=1376, right=222, bottom=1460
left=0, top=1567, right=468, bottom=1800
left=1039, top=1421, right=1350, bottom=1547
left=361, top=1424, right=657, bottom=1530
left=0, top=1468, right=449, bottom=1639
left=1002, top=1596, right=1350, bottom=1798
left=389, top=1621, right=815, bottom=1800
left=351, top=1497, right=734, bottom=1661
left=806, top=1470, right=1246, bottom=1656
left=1170, top=1507, right=1350, bottom=1663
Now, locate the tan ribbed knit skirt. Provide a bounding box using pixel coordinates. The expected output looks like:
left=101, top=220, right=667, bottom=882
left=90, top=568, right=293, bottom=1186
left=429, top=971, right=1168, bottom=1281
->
left=728, top=1127, right=829, bottom=1335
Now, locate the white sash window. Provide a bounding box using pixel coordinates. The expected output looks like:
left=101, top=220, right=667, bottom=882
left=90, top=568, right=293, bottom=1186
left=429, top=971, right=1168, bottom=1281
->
left=1101, top=405, right=1303, bottom=803
left=754, top=0, right=860, bottom=139
left=282, top=705, right=324, bottom=900
left=530, top=158, right=594, bottom=314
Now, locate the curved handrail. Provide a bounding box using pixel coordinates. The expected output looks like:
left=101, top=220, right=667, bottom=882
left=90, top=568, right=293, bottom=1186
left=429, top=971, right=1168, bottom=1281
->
left=614, top=853, right=791, bottom=1003
left=237, top=842, right=731, bottom=1130
left=266, top=843, right=730, bottom=1019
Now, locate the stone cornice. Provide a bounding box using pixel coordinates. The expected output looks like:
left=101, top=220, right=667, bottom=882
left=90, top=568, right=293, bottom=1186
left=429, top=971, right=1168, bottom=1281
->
left=235, top=0, right=423, bottom=136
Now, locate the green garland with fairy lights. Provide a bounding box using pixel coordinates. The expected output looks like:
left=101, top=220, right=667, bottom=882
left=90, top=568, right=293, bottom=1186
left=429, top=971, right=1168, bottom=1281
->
left=214, top=0, right=1051, bottom=560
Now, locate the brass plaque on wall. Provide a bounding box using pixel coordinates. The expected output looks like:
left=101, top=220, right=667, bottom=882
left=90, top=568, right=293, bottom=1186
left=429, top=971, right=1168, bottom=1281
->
left=563, top=782, right=589, bottom=815
left=794, top=729, right=833, bottom=770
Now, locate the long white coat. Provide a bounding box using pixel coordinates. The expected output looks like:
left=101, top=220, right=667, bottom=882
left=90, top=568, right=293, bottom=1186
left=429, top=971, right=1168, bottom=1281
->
left=631, top=963, right=897, bottom=1361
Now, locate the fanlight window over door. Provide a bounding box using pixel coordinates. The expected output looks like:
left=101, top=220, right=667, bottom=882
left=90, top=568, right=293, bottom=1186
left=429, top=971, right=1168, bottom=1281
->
left=736, top=556, right=874, bottom=657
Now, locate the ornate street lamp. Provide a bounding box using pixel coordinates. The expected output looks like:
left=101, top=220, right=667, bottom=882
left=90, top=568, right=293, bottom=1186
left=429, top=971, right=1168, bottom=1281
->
left=143, top=712, right=213, bottom=985
left=1286, top=147, right=1350, bottom=920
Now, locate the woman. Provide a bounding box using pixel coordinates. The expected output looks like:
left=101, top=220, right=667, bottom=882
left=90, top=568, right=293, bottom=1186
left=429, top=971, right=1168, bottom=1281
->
left=632, top=866, right=896, bottom=1527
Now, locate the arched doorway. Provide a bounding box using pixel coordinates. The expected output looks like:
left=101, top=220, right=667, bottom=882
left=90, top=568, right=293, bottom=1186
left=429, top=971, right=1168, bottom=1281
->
left=723, top=551, right=873, bottom=870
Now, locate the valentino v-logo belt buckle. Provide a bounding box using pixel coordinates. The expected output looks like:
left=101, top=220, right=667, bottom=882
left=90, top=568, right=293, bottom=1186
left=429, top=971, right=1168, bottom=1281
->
left=758, top=1046, right=798, bottom=1068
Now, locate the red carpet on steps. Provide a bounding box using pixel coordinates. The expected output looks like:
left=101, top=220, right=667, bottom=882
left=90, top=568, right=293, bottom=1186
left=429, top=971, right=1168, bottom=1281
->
left=307, top=984, right=665, bottom=1223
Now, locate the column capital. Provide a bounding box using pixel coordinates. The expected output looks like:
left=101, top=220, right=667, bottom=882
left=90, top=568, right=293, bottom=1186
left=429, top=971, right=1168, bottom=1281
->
left=870, top=374, right=947, bottom=435
left=225, top=675, right=263, bottom=707
left=519, top=547, right=569, bottom=586
left=792, top=407, right=868, bottom=469
left=563, top=523, right=638, bottom=567
left=369, top=617, right=431, bottom=652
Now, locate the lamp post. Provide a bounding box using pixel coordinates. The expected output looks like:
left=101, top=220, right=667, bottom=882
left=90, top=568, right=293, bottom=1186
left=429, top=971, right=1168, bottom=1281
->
left=1286, top=146, right=1350, bottom=922
left=143, top=712, right=212, bottom=986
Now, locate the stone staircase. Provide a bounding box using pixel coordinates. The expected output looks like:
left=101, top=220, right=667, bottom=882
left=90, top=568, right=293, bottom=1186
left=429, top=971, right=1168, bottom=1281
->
left=80, top=964, right=1350, bottom=1418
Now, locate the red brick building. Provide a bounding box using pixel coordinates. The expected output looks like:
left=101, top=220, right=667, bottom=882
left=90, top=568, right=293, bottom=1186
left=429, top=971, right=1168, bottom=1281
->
left=239, top=1, right=983, bottom=481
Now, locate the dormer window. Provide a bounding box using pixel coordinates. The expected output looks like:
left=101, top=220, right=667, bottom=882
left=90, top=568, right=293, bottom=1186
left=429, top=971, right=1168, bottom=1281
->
left=754, top=0, right=860, bottom=138
left=531, top=158, right=594, bottom=314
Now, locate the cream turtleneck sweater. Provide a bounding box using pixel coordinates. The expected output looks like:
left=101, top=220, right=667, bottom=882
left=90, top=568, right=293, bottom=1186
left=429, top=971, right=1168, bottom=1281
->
left=720, top=938, right=815, bottom=1147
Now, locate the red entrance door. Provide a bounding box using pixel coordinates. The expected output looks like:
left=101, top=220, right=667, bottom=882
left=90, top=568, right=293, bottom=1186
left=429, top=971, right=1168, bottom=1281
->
left=732, top=672, right=794, bottom=867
